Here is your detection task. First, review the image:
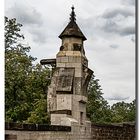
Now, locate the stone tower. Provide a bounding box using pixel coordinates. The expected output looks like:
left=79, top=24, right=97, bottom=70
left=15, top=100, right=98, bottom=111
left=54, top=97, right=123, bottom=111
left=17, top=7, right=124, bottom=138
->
left=41, top=6, right=93, bottom=126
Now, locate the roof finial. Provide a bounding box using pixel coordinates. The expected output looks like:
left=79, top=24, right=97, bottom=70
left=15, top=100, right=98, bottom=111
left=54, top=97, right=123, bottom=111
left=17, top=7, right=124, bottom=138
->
left=70, top=5, right=76, bottom=22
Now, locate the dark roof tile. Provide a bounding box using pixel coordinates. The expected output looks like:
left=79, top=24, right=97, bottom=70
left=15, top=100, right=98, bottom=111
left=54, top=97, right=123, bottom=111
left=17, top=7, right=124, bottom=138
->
left=59, top=6, right=87, bottom=41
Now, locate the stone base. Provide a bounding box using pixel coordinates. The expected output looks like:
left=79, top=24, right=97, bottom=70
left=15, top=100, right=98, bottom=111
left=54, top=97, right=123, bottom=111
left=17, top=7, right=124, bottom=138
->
left=51, top=114, right=78, bottom=126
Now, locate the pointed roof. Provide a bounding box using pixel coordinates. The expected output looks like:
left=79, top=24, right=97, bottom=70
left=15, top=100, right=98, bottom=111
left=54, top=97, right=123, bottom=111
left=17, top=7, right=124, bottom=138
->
left=59, top=6, right=87, bottom=41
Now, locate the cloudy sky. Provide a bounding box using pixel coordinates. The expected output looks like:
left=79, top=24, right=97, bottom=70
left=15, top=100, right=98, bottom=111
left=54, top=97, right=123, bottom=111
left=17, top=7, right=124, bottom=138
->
left=5, top=0, right=135, bottom=105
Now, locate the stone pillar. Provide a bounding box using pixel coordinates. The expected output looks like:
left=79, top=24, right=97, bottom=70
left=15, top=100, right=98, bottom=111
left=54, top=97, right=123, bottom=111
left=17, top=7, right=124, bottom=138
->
left=43, top=7, right=93, bottom=126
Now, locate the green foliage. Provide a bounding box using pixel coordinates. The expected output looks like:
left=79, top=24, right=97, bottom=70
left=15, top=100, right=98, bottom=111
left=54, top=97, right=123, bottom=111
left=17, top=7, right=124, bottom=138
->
left=87, top=75, right=136, bottom=124
left=27, top=96, right=50, bottom=124
left=111, top=100, right=136, bottom=123
left=87, top=75, right=113, bottom=124
left=25, top=64, right=51, bottom=124
left=5, top=17, right=50, bottom=124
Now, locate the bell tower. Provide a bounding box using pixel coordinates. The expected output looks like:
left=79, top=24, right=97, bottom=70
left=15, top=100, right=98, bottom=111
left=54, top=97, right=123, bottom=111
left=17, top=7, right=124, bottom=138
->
left=41, top=6, right=93, bottom=126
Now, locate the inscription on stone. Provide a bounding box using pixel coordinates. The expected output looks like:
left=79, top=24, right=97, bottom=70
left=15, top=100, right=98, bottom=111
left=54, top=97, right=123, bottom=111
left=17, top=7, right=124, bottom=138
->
left=56, top=68, right=75, bottom=92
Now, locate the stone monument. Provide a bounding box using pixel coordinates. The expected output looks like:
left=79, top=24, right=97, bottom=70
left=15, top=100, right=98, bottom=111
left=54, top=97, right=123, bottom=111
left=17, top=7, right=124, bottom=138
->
left=41, top=6, right=93, bottom=126
left=5, top=7, right=135, bottom=140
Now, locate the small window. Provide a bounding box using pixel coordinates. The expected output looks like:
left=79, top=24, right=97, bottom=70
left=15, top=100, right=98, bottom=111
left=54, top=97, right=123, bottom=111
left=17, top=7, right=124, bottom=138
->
left=73, top=43, right=81, bottom=51
left=60, top=45, right=64, bottom=51
left=80, top=112, right=83, bottom=125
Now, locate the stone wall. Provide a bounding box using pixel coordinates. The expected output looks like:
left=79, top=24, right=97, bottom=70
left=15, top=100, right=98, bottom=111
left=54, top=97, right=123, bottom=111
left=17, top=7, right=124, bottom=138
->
left=5, top=122, right=92, bottom=140
left=91, top=123, right=136, bottom=140
left=5, top=122, right=135, bottom=140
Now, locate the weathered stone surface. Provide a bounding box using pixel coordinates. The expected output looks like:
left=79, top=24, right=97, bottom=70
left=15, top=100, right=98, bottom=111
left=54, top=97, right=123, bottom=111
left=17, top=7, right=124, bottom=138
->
left=5, top=122, right=71, bottom=131
left=74, top=77, right=82, bottom=94
left=61, top=37, right=83, bottom=49
left=73, top=51, right=81, bottom=56
left=91, top=123, right=136, bottom=140
left=65, top=51, right=74, bottom=56
left=42, top=7, right=91, bottom=126
left=68, top=56, right=82, bottom=63
left=57, top=94, right=72, bottom=110
left=5, top=122, right=135, bottom=140
left=56, top=51, right=66, bottom=57
left=75, top=67, right=82, bottom=77
left=56, top=68, right=74, bottom=92
left=5, top=134, right=17, bottom=140
left=51, top=110, right=72, bottom=115
left=59, top=56, right=69, bottom=63
left=56, top=63, right=66, bottom=67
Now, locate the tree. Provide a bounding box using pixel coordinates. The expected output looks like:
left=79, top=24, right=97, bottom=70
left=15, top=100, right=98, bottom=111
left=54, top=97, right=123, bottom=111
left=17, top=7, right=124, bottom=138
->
left=25, top=64, right=51, bottom=124
left=111, top=100, right=136, bottom=123
left=87, top=75, right=113, bottom=124
left=5, top=16, right=33, bottom=122
left=127, top=99, right=136, bottom=122
left=5, top=17, right=50, bottom=123
left=87, top=74, right=136, bottom=124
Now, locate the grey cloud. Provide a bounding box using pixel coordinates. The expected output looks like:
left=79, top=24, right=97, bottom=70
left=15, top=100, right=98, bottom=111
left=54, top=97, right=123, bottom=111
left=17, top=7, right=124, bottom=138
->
left=100, top=7, right=135, bottom=36
left=122, top=0, right=135, bottom=6
left=103, top=9, right=134, bottom=19
left=28, top=28, right=47, bottom=43
left=102, top=20, right=135, bottom=36
left=6, top=3, right=43, bottom=26
left=106, top=95, right=130, bottom=101
left=6, top=2, right=47, bottom=44
left=109, top=44, right=119, bottom=49
left=120, top=27, right=135, bottom=36
left=103, top=20, right=118, bottom=33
